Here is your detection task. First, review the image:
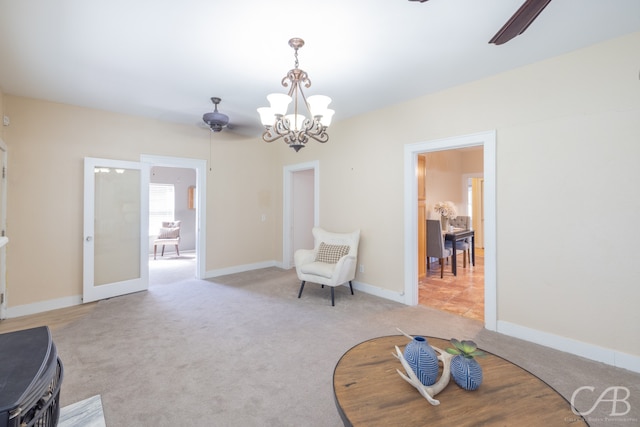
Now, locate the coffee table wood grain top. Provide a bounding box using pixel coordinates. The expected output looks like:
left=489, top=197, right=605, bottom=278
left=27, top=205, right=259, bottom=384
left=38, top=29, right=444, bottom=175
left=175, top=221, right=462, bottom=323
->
left=333, top=335, right=588, bottom=426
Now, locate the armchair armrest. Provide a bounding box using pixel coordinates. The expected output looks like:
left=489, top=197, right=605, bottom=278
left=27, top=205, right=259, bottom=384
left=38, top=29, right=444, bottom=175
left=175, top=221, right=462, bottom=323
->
left=294, top=248, right=317, bottom=267
left=332, top=255, right=358, bottom=285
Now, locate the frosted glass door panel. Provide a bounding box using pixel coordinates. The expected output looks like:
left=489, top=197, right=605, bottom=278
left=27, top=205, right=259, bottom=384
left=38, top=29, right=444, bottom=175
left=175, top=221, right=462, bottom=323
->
left=83, top=158, right=149, bottom=303
left=94, top=167, right=141, bottom=285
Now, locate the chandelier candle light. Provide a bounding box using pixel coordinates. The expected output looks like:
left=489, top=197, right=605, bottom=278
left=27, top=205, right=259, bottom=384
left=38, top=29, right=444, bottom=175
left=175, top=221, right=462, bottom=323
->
left=257, top=38, right=334, bottom=152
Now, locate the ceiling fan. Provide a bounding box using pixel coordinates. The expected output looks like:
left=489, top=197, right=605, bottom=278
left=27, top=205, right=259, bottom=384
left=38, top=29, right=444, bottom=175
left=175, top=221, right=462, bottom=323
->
left=409, top=0, right=553, bottom=45
left=202, top=97, right=230, bottom=132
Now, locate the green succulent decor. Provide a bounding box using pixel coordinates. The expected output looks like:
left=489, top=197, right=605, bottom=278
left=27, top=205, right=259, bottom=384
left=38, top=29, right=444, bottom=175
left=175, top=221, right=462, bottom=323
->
left=445, top=339, right=485, bottom=359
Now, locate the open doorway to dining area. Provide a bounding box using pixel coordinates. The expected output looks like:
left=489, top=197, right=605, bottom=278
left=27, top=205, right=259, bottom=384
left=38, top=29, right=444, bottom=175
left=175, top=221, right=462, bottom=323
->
left=417, top=148, right=485, bottom=322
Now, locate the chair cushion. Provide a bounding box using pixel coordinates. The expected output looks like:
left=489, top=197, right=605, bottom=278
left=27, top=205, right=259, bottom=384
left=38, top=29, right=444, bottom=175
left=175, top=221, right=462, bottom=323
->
left=445, top=241, right=470, bottom=250
left=158, top=227, right=180, bottom=239
left=315, top=242, right=350, bottom=264
left=299, top=261, right=336, bottom=279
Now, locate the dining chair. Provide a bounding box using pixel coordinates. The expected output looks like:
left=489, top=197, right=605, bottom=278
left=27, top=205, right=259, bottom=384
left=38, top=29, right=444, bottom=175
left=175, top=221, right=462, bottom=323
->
left=447, top=215, right=471, bottom=267
left=426, top=219, right=453, bottom=278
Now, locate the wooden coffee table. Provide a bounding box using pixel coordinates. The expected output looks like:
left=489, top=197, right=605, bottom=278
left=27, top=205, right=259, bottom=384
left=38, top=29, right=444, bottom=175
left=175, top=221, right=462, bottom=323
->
left=333, top=335, right=588, bottom=426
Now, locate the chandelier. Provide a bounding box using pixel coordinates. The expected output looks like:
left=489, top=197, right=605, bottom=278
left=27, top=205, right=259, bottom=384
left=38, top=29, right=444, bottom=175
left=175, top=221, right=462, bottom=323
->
left=257, top=38, right=334, bottom=152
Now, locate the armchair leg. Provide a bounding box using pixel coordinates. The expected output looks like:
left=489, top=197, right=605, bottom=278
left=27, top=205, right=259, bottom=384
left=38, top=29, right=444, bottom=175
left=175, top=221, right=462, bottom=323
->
left=161, top=245, right=165, bottom=256
left=349, top=281, right=354, bottom=295
left=331, top=287, right=335, bottom=306
left=298, top=281, right=306, bottom=298
left=175, top=245, right=180, bottom=256
left=439, top=258, right=444, bottom=279
left=153, top=245, right=157, bottom=260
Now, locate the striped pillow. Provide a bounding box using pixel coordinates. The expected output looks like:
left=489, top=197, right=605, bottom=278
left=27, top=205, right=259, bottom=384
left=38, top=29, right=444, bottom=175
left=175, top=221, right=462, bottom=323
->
left=315, top=242, right=350, bottom=264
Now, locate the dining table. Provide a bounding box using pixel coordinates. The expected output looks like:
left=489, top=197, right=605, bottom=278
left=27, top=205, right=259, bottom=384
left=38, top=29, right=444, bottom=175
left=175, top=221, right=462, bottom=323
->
left=444, top=228, right=475, bottom=276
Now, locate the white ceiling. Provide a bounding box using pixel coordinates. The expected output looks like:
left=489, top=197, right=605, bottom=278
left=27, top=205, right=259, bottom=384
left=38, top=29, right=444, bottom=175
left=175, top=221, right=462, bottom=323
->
left=1, top=0, right=639, bottom=135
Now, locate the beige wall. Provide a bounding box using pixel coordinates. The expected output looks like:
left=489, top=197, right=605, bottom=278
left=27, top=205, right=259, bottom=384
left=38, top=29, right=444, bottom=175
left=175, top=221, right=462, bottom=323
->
left=274, top=32, right=640, bottom=359
left=424, top=150, right=466, bottom=218
left=0, top=88, right=4, bottom=139
left=3, top=96, right=278, bottom=307
left=2, top=32, right=639, bottom=364
left=461, top=149, right=483, bottom=177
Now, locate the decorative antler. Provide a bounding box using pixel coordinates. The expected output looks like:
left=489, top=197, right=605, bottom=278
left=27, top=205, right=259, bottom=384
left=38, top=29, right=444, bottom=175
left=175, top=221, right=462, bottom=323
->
left=393, top=328, right=454, bottom=406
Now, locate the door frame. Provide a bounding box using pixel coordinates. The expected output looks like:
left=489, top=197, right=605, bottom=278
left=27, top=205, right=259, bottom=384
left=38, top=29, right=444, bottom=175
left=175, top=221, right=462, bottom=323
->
left=403, top=130, right=497, bottom=331
left=141, top=155, right=207, bottom=279
left=282, top=161, right=319, bottom=269
left=0, top=139, right=7, bottom=319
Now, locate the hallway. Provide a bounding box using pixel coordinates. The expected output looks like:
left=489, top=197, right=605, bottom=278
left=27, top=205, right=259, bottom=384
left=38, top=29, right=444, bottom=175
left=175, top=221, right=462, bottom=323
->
left=419, top=249, right=484, bottom=322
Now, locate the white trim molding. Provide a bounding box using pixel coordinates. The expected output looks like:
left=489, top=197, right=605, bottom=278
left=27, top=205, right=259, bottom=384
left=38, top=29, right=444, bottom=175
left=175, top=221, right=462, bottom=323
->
left=282, top=161, right=320, bottom=270
left=352, top=280, right=406, bottom=304
left=205, top=261, right=279, bottom=279
left=498, top=321, right=640, bottom=374
left=6, top=295, right=83, bottom=319
left=141, top=155, right=207, bottom=280
left=403, top=130, right=497, bottom=331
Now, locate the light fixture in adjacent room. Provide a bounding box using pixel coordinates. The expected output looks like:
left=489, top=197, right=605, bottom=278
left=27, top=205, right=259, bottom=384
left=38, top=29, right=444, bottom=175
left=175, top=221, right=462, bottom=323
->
left=257, top=38, right=334, bottom=152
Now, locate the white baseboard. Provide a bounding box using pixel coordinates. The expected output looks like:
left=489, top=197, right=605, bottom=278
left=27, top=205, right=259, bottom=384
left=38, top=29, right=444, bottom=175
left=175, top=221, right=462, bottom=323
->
left=7, top=266, right=638, bottom=375
left=498, top=320, right=640, bottom=374
left=205, top=260, right=280, bottom=278
left=6, top=295, right=83, bottom=319
left=352, top=280, right=406, bottom=304
left=205, top=261, right=407, bottom=304
left=4, top=261, right=282, bottom=319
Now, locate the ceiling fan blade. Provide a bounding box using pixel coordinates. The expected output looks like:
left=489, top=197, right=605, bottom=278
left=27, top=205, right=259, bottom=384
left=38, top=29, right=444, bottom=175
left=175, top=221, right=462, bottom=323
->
left=489, top=0, right=553, bottom=45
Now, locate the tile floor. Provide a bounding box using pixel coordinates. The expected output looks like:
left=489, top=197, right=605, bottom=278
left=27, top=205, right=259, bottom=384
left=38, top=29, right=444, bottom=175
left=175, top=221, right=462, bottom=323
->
left=418, top=248, right=484, bottom=322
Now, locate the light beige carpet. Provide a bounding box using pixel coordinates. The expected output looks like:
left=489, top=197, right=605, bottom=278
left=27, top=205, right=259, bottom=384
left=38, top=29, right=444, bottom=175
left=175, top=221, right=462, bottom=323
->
left=52, top=266, right=640, bottom=426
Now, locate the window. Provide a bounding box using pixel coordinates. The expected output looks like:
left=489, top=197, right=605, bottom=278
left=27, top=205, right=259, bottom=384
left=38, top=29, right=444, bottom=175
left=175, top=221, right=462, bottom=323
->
left=149, top=183, right=174, bottom=234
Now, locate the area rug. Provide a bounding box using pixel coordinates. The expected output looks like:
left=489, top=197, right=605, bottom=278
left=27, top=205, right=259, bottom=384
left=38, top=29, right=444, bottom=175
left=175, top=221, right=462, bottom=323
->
left=59, top=395, right=106, bottom=427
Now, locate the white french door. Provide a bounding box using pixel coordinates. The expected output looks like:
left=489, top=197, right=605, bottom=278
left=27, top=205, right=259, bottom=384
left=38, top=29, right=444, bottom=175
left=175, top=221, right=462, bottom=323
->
left=83, top=157, right=149, bottom=303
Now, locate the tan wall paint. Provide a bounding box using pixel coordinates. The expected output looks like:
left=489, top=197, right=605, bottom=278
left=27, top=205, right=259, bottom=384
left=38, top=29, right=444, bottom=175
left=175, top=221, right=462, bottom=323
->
left=461, top=150, right=483, bottom=175
left=274, top=32, right=640, bottom=356
left=3, top=32, right=639, bottom=359
left=0, top=89, right=4, bottom=139
left=3, top=96, right=278, bottom=307
left=424, top=150, right=465, bottom=217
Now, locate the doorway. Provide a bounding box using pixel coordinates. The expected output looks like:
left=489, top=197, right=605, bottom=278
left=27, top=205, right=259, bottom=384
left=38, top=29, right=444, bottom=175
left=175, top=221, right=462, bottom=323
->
left=148, top=166, right=197, bottom=285
left=283, top=161, right=319, bottom=269
left=418, top=151, right=484, bottom=321
left=403, top=131, right=497, bottom=331
left=140, top=155, right=207, bottom=280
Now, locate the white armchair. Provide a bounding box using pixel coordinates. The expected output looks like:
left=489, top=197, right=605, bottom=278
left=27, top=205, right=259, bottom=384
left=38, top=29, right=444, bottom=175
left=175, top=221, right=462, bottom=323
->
left=153, top=220, right=181, bottom=260
left=295, top=227, right=361, bottom=306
